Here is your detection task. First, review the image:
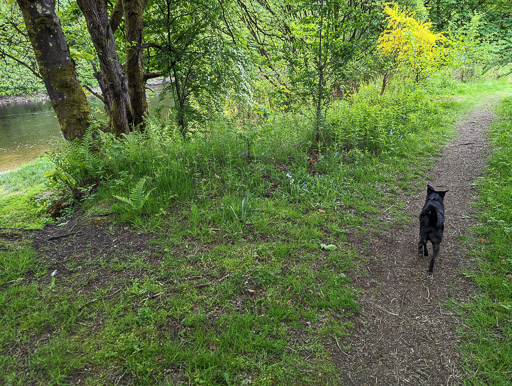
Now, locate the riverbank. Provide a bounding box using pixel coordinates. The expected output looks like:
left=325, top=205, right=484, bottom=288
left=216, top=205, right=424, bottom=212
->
left=0, top=79, right=171, bottom=173
left=0, top=78, right=169, bottom=107
left=0, top=93, right=50, bottom=107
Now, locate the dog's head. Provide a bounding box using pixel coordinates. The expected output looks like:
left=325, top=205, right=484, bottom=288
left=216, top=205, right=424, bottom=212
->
left=427, top=184, right=448, bottom=201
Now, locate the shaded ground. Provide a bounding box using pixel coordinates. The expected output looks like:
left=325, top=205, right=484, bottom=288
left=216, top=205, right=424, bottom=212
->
left=29, top=214, right=157, bottom=288
left=336, top=101, right=499, bottom=384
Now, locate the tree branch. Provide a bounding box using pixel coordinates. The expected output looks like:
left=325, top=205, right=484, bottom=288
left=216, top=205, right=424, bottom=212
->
left=0, top=48, right=41, bottom=79
left=84, top=85, right=105, bottom=102
left=144, top=71, right=163, bottom=80
left=110, top=0, right=124, bottom=33
left=217, top=0, right=237, bottom=44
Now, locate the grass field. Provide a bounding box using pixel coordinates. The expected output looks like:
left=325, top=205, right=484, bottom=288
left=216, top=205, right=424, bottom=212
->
left=1, top=77, right=511, bottom=383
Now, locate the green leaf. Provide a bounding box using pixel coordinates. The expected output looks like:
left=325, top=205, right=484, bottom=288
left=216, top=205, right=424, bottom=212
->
left=320, top=243, right=337, bottom=251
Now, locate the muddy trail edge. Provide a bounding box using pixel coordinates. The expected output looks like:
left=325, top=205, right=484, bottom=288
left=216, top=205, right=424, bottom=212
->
left=336, top=98, right=502, bottom=384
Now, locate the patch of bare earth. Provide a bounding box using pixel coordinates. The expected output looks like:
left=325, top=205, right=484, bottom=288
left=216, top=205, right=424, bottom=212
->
left=29, top=214, right=158, bottom=289
left=336, top=100, right=499, bottom=384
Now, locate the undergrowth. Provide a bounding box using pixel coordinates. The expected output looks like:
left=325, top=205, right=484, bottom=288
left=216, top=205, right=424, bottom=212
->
left=456, top=96, right=512, bottom=384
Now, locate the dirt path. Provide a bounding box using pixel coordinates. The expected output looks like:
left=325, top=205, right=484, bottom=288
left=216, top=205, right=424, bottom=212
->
left=337, top=99, right=500, bottom=384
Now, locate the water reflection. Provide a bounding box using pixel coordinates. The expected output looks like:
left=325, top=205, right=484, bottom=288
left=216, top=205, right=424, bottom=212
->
left=0, top=86, right=171, bottom=172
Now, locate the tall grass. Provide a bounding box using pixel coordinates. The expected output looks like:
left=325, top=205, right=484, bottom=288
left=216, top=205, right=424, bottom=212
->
left=327, top=81, right=444, bottom=154
left=45, top=80, right=457, bottom=227
left=457, top=96, right=512, bottom=383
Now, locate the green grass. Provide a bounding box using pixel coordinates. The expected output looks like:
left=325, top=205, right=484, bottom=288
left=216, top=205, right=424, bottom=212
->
left=454, top=96, right=512, bottom=384
left=0, top=157, right=54, bottom=228
left=1, top=77, right=512, bottom=383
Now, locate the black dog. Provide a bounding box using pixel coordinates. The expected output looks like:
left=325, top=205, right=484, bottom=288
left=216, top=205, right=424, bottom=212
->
left=418, top=185, right=448, bottom=275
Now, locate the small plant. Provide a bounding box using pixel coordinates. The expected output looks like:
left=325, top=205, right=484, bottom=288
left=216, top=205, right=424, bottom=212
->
left=230, top=194, right=258, bottom=228
left=113, top=177, right=154, bottom=215
left=48, top=129, right=105, bottom=187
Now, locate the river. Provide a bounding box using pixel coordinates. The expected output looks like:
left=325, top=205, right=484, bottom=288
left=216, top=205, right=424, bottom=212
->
left=0, top=87, right=171, bottom=172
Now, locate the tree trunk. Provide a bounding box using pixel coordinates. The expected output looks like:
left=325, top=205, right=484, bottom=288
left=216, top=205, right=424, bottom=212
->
left=16, top=0, right=92, bottom=141
left=124, top=0, right=148, bottom=129
left=314, top=0, right=325, bottom=147
left=380, top=69, right=390, bottom=96
left=77, top=0, right=132, bottom=135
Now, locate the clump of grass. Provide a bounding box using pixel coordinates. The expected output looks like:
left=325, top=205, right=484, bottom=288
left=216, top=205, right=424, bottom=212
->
left=0, top=157, right=54, bottom=192
left=455, top=96, right=512, bottom=383
left=0, top=157, right=54, bottom=228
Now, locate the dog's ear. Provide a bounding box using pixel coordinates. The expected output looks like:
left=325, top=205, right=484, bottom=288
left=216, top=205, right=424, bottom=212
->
left=427, top=184, right=434, bottom=194
left=439, top=190, right=449, bottom=198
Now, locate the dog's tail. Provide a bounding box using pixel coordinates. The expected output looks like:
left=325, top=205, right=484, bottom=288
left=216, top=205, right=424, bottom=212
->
left=421, top=202, right=441, bottom=227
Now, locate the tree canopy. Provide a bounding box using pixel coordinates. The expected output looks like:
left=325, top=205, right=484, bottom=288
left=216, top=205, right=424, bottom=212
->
left=1, top=0, right=511, bottom=140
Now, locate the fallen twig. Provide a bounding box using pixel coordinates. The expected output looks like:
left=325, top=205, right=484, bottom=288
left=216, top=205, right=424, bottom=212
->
left=88, top=212, right=114, bottom=217
left=334, top=336, right=348, bottom=356
left=370, top=301, right=403, bottom=319
left=48, top=232, right=78, bottom=241
left=0, top=227, right=41, bottom=231
left=193, top=282, right=213, bottom=289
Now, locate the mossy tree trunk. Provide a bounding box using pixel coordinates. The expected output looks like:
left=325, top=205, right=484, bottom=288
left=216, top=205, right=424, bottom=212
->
left=124, top=0, right=149, bottom=130
left=77, top=0, right=133, bottom=136
left=16, top=0, right=92, bottom=141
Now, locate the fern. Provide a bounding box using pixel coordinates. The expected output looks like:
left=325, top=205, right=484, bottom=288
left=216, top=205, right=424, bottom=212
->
left=113, top=177, right=154, bottom=212
left=49, top=128, right=105, bottom=189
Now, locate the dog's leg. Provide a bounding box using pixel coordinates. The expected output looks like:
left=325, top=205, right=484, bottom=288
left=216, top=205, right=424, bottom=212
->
left=418, top=234, right=428, bottom=256
left=428, top=242, right=440, bottom=275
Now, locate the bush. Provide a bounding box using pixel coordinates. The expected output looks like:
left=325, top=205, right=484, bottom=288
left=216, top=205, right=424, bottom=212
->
left=327, top=82, right=441, bottom=153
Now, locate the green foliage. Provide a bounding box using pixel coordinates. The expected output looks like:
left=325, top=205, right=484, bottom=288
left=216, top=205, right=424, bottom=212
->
left=144, top=0, right=253, bottom=136
left=424, top=0, right=512, bottom=75
left=0, top=1, right=95, bottom=96
left=42, top=73, right=464, bottom=234
left=0, top=2, right=44, bottom=96
left=47, top=128, right=105, bottom=191
left=456, top=96, right=512, bottom=383
left=327, top=80, right=441, bottom=153
left=274, top=0, right=382, bottom=140
left=113, top=177, right=155, bottom=220
left=447, top=12, right=501, bottom=80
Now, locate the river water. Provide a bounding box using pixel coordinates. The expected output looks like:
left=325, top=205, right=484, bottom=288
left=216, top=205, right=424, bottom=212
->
left=0, top=88, right=171, bottom=172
